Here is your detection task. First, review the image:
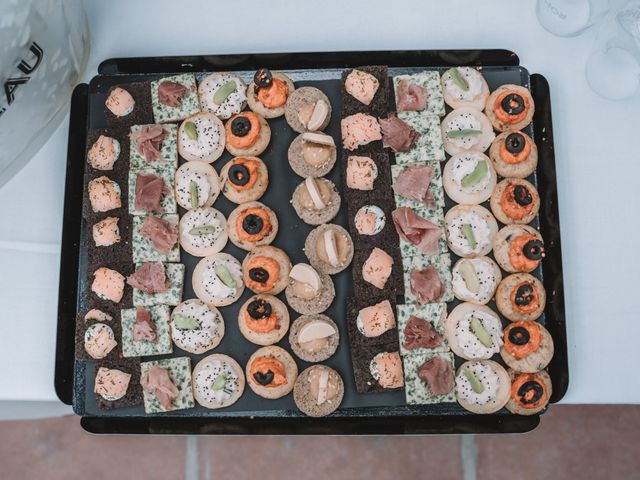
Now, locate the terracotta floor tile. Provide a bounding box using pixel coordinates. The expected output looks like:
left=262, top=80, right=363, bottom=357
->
left=199, top=436, right=462, bottom=480
left=0, top=416, right=186, bottom=480
left=476, top=405, right=640, bottom=480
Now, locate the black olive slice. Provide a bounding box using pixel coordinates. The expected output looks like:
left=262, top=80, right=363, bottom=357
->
left=229, top=164, right=250, bottom=186
left=505, top=132, right=525, bottom=154
left=517, top=380, right=544, bottom=404
left=514, top=283, right=535, bottom=307
left=500, top=93, right=526, bottom=115
left=247, top=299, right=272, bottom=320
left=249, top=267, right=269, bottom=283
left=523, top=239, right=544, bottom=260
left=513, top=185, right=533, bottom=206
left=242, top=214, right=264, bottom=235
left=253, top=370, right=274, bottom=385
left=254, top=68, right=273, bottom=89
left=231, top=116, right=251, bottom=137
left=508, top=326, right=531, bottom=346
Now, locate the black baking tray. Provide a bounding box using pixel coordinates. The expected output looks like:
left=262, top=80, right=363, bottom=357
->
left=55, top=49, right=568, bottom=434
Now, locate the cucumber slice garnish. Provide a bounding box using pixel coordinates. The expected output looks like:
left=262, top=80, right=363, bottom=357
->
left=184, top=121, right=198, bottom=140
left=447, top=129, right=481, bottom=139
left=461, top=160, right=488, bottom=188
left=213, top=80, right=237, bottom=105
left=173, top=314, right=200, bottom=331
left=448, top=67, right=469, bottom=91
left=461, top=223, right=477, bottom=250
left=189, top=225, right=215, bottom=236
left=189, top=180, right=199, bottom=209
left=214, top=264, right=237, bottom=289
left=211, top=373, right=227, bottom=391
left=459, top=260, right=480, bottom=294
left=470, top=316, right=493, bottom=348
left=464, top=367, right=484, bottom=394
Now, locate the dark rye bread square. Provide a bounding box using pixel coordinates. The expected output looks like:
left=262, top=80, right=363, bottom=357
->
left=85, top=126, right=131, bottom=179
left=341, top=65, right=390, bottom=118
left=341, top=151, right=393, bottom=203
left=104, top=82, right=153, bottom=130
left=94, top=357, right=143, bottom=410
left=86, top=261, right=134, bottom=310
left=74, top=311, right=123, bottom=362
left=351, top=342, right=404, bottom=394
left=346, top=295, right=399, bottom=349
left=346, top=191, right=398, bottom=249
left=351, top=243, right=403, bottom=299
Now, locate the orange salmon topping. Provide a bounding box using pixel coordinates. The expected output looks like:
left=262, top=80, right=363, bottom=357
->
left=503, top=321, right=541, bottom=360
left=508, top=234, right=541, bottom=272
left=250, top=356, right=287, bottom=387
left=500, top=184, right=533, bottom=221
left=257, top=78, right=289, bottom=109
left=228, top=158, right=259, bottom=191
left=511, top=373, right=547, bottom=410
left=245, top=256, right=280, bottom=292
left=499, top=135, right=531, bottom=164
left=236, top=207, right=271, bottom=243
left=510, top=281, right=540, bottom=314
left=245, top=308, right=278, bottom=334
left=494, top=90, right=530, bottom=125
left=226, top=113, right=261, bottom=149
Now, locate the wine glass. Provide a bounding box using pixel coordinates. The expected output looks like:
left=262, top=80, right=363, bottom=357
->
left=537, top=0, right=611, bottom=36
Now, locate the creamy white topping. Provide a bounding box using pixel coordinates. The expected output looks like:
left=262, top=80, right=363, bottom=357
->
left=171, top=301, right=222, bottom=351
left=454, top=310, right=503, bottom=359
left=455, top=361, right=501, bottom=405
left=202, top=257, right=242, bottom=301
left=180, top=208, right=225, bottom=250
left=194, top=359, right=241, bottom=405
left=445, top=112, right=482, bottom=149
left=179, top=114, right=223, bottom=159
left=176, top=165, right=211, bottom=208
left=444, top=67, right=483, bottom=101
left=200, top=74, right=247, bottom=119
left=446, top=210, right=492, bottom=255
left=450, top=153, right=491, bottom=192
left=452, top=258, right=498, bottom=301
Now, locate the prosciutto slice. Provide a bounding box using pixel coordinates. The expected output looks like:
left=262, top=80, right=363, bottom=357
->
left=131, top=124, right=167, bottom=163
left=410, top=265, right=445, bottom=304
left=379, top=113, right=420, bottom=153
left=126, top=262, right=169, bottom=295
left=157, top=81, right=186, bottom=107
left=392, top=165, right=436, bottom=208
left=140, top=365, right=179, bottom=410
left=392, top=207, right=440, bottom=256
left=140, top=215, right=178, bottom=254
left=396, top=79, right=427, bottom=112
left=133, top=307, right=157, bottom=342
left=403, top=315, right=444, bottom=350
left=134, top=173, right=166, bottom=213
left=418, top=356, right=454, bottom=396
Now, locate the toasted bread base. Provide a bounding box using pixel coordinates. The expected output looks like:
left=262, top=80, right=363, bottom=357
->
left=242, top=245, right=291, bottom=295
left=485, top=84, right=535, bottom=132
left=490, top=178, right=540, bottom=225
left=174, top=162, right=221, bottom=210
left=493, top=224, right=543, bottom=273
left=192, top=253, right=244, bottom=306
left=505, top=369, right=552, bottom=415
left=445, top=302, right=503, bottom=361
left=442, top=152, right=497, bottom=205
left=227, top=201, right=279, bottom=251
left=441, top=107, right=495, bottom=156
left=246, top=72, right=295, bottom=119
left=192, top=354, right=245, bottom=409
left=291, top=178, right=341, bottom=226
left=444, top=204, right=499, bottom=258
left=303, top=224, right=354, bottom=275
left=288, top=314, right=339, bottom=362
left=452, top=256, right=502, bottom=305
left=246, top=346, right=298, bottom=399
left=501, top=324, right=554, bottom=373
left=237, top=294, right=290, bottom=346
left=285, top=270, right=335, bottom=315
left=456, top=360, right=511, bottom=414
left=225, top=114, right=271, bottom=157
left=177, top=112, right=225, bottom=163
left=288, top=132, right=337, bottom=178
left=293, top=365, right=344, bottom=417
left=219, top=156, right=269, bottom=204
left=495, top=273, right=546, bottom=322
left=284, top=86, right=332, bottom=133
left=179, top=207, right=228, bottom=257
left=489, top=131, right=538, bottom=178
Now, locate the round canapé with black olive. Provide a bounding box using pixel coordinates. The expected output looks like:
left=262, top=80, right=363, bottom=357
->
left=245, top=345, right=298, bottom=399
left=227, top=201, right=278, bottom=251
left=246, top=68, right=295, bottom=119
left=493, top=224, right=544, bottom=273
left=224, top=111, right=271, bottom=157
left=500, top=320, right=554, bottom=373
left=489, top=130, right=538, bottom=179
left=241, top=245, right=291, bottom=295
left=485, top=84, right=535, bottom=132
left=237, top=294, right=290, bottom=346
left=490, top=178, right=540, bottom=225
left=496, top=273, right=546, bottom=322
left=219, top=156, right=269, bottom=204
left=506, top=368, right=552, bottom=415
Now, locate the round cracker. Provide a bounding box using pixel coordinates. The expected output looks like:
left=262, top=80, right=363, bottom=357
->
left=442, top=151, right=497, bottom=204
left=245, top=345, right=298, bottom=399
left=192, top=354, right=245, bottom=409
left=289, top=314, right=339, bottom=362
left=288, top=132, right=337, bottom=178
left=197, top=73, right=247, bottom=120
left=284, top=86, right=332, bottom=133
left=242, top=245, right=291, bottom=295
left=224, top=113, right=271, bottom=157
left=291, top=178, right=341, bottom=225
left=285, top=270, right=335, bottom=315
left=505, top=368, right=552, bottom=415
left=237, top=294, right=290, bottom=346
left=445, top=302, right=503, bottom=361
left=174, top=162, right=221, bottom=210
left=485, top=84, right=535, bottom=132
left=444, top=204, right=498, bottom=258
left=303, top=224, right=354, bottom=275
left=496, top=273, right=546, bottom=322
left=178, top=112, right=226, bottom=163
left=501, top=323, right=554, bottom=373
left=441, top=67, right=490, bottom=110
left=193, top=253, right=245, bottom=307
left=170, top=299, right=224, bottom=354
left=246, top=72, right=295, bottom=118
left=490, top=178, right=540, bottom=225
left=219, top=156, right=269, bottom=204
left=227, top=201, right=279, bottom=251
left=293, top=365, right=344, bottom=417
left=441, top=107, right=495, bottom=156
left=179, top=207, right=228, bottom=257
left=489, top=131, right=538, bottom=178
left=452, top=256, right=502, bottom=305
left=456, top=360, right=511, bottom=414
left=493, top=224, right=543, bottom=273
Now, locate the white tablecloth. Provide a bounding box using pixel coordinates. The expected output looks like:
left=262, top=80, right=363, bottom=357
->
left=1, top=0, right=639, bottom=418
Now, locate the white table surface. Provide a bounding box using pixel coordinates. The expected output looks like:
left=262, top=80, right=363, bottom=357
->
left=1, top=0, right=639, bottom=415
